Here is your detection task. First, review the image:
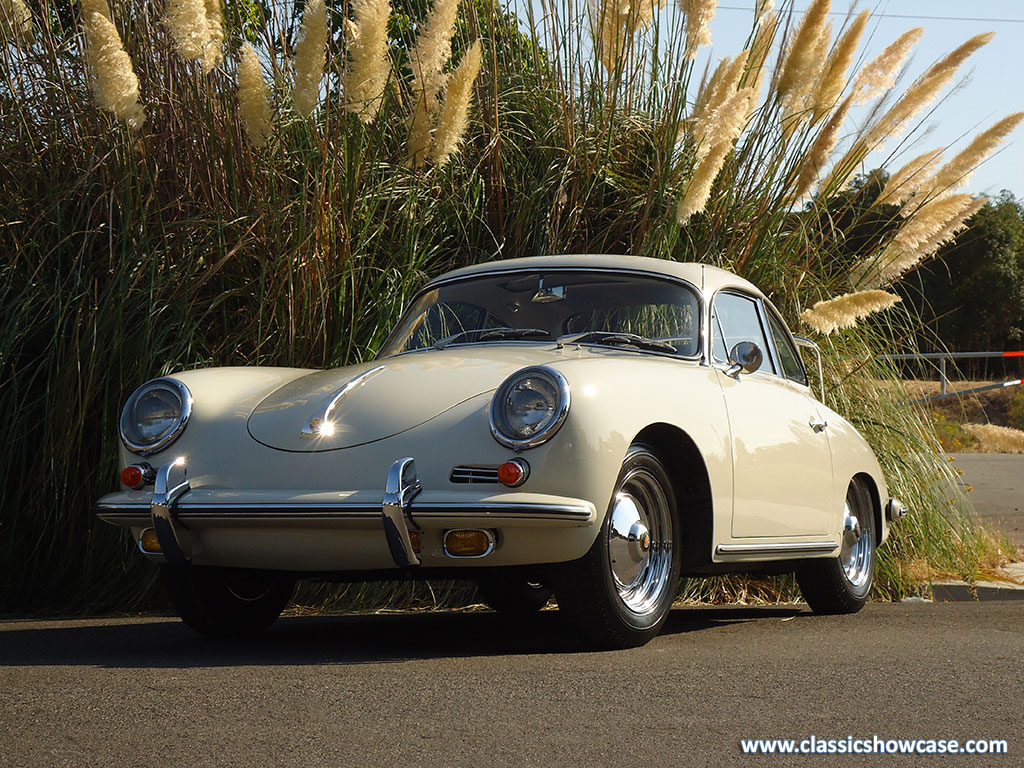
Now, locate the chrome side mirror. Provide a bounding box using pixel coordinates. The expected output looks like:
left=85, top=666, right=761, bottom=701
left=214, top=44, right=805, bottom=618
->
left=726, top=341, right=763, bottom=378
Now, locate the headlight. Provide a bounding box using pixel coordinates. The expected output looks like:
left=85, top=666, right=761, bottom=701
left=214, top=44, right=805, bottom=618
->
left=490, top=367, right=570, bottom=450
left=119, top=378, right=192, bottom=456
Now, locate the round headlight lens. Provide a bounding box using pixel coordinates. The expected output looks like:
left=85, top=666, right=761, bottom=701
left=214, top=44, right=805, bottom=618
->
left=490, top=367, right=569, bottom=449
left=119, top=378, right=192, bottom=456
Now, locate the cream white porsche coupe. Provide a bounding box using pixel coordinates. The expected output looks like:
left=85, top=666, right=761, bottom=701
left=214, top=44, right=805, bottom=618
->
left=97, top=254, right=906, bottom=648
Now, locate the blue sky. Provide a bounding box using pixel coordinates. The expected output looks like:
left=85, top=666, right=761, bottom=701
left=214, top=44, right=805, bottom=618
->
left=701, top=0, right=1024, bottom=198
left=514, top=0, right=1024, bottom=199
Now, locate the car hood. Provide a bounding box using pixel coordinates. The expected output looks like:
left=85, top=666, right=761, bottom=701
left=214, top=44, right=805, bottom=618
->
left=246, top=346, right=566, bottom=452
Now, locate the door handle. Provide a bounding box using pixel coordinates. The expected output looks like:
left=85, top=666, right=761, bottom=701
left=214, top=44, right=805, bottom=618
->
left=809, top=419, right=828, bottom=433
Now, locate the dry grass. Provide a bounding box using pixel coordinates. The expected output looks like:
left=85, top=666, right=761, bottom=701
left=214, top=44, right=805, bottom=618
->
left=961, top=423, right=1024, bottom=454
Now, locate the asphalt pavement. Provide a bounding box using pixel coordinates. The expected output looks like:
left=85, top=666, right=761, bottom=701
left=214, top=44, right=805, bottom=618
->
left=2, top=602, right=1021, bottom=767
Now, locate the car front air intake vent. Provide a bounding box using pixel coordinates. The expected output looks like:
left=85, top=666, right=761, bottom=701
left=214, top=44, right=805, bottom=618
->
left=450, top=465, right=500, bottom=484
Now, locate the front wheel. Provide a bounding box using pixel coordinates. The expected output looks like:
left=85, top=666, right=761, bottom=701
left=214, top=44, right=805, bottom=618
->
left=796, top=479, right=876, bottom=614
left=160, top=565, right=295, bottom=637
left=553, top=444, right=681, bottom=649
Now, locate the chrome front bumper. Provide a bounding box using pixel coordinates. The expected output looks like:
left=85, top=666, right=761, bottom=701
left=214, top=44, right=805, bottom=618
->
left=96, top=457, right=596, bottom=570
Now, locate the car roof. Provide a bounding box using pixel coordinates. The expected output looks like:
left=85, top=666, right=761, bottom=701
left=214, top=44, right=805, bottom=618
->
left=425, top=254, right=765, bottom=299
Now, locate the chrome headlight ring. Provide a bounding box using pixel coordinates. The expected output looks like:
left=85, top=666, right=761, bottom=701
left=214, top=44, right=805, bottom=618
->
left=119, top=377, right=192, bottom=456
left=489, top=366, right=570, bottom=451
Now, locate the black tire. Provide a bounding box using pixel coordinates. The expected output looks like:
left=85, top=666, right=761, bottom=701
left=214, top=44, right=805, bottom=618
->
left=553, top=444, right=681, bottom=649
left=475, top=574, right=553, bottom=615
left=796, top=479, right=876, bottom=615
left=160, top=565, right=295, bottom=637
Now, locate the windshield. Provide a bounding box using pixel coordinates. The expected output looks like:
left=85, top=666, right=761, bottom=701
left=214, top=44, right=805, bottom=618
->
left=378, top=270, right=701, bottom=357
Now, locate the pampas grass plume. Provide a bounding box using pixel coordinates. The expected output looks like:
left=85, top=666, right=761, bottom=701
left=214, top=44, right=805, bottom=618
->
left=431, top=39, right=482, bottom=166
left=813, top=10, right=868, bottom=120
left=83, top=10, right=145, bottom=130
left=853, top=27, right=922, bottom=104
left=794, top=94, right=853, bottom=201
left=343, top=0, right=393, bottom=122
left=409, top=0, right=460, bottom=101
left=915, top=113, right=1024, bottom=201
left=202, top=0, right=224, bottom=72
left=238, top=42, right=273, bottom=147
left=864, top=32, right=994, bottom=149
left=877, top=148, right=944, bottom=205
left=293, top=0, right=328, bottom=117
left=800, top=290, right=901, bottom=335
left=0, top=0, right=33, bottom=42
left=776, top=0, right=831, bottom=101
left=165, top=0, right=210, bottom=62
left=681, top=0, right=718, bottom=60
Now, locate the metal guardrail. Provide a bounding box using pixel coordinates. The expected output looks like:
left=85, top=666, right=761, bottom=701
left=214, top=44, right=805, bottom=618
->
left=878, top=351, right=1024, bottom=403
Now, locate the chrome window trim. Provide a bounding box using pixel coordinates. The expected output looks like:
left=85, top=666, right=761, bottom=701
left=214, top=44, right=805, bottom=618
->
left=119, top=378, right=193, bottom=457
left=761, top=303, right=810, bottom=388
left=489, top=366, right=571, bottom=451
left=377, top=266, right=705, bottom=363
left=707, top=289, right=778, bottom=376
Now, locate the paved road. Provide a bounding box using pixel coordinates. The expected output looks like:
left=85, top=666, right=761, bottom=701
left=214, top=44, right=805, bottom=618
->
left=2, top=602, right=1020, bottom=767
left=950, top=453, right=1024, bottom=550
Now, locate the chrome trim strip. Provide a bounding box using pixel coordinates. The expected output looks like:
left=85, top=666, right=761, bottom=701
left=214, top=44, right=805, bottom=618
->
left=119, top=378, right=193, bottom=457
left=300, top=365, right=387, bottom=439
left=716, top=541, right=838, bottom=556
left=381, top=457, right=422, bottom=567
left=489, top=366, right=571, bottom=451
left=98, top=501, right=593, bottom=522
left=150, top=458, right=192, bottom=565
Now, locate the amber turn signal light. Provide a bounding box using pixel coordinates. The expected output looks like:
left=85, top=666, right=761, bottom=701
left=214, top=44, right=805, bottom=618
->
left=139, top=528, right=162, bottom=553
left=443, top=529, right=494, bottom=557
left=497, top=458, right=529, bottom=487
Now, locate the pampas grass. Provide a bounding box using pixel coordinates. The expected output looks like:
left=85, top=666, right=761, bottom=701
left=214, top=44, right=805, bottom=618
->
left=202, top=0, right=224, bottom=73
left=800, top=290, right=902, bottom=335
left=877, top=149, right=944, bottom=205
left=853, top=27, right=922, bottom=104
left=237, top=42, right=273, bottom=147
left=343, top=0, right=393, bottom=122
left=293, top=0, right=328, bottom=117
left=431, top=39, right=482, bottom=166
left=164, top=0, right=209, bottom=62
left=812, top=9, right=868, bottom=120
left=681, top=0, right=718, bottom=60
left=0, top=0, right=32, bottom=42
left=82, top=10, right=145, bottom=130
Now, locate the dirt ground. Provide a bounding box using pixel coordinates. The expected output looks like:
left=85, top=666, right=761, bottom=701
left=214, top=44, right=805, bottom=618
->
left=901, top=380, right=1024, bottom=452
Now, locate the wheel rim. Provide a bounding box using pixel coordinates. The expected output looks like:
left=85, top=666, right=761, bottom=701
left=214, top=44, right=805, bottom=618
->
left=839, top=490, right=873, bottom=592
left=606, top=466, right=673, bottom=616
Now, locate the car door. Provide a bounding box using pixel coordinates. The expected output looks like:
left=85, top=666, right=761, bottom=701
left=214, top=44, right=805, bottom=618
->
left=710, top=291, right=834, bottom=538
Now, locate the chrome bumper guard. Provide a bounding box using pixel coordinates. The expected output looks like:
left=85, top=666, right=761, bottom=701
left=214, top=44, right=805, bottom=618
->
left=886, top=498, right=909, bottom=522
left=151, top=458, right=192, bottom=565
left=381, top=457, right=423, bottom=568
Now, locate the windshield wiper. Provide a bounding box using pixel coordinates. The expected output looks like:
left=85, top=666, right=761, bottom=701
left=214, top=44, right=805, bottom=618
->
left=434, top=327, right=550, bottom=350
left=557, top=331, right=678, bottom=354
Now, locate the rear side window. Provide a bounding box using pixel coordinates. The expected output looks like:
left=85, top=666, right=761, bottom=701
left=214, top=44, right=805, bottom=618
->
left=766, top=311, right=808, bottom=385
left=711, top=292, right=776, bottom=375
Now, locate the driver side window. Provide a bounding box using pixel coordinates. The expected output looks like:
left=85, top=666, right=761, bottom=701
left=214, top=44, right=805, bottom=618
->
left=711, top=292, right=776, bottom=375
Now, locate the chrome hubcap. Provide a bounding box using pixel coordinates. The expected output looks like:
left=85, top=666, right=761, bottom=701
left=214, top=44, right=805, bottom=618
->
left=840, top=495, right=873, bottom=591
left=606, top=468, right=673, bottom=616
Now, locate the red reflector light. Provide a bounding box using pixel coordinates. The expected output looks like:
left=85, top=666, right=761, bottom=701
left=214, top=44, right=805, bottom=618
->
left=120, top=465, right=145, bottom=489
left=497, top=459, right=529, bottom=487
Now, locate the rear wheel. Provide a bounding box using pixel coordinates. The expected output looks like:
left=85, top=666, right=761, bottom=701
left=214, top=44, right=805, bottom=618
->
left=554, top=444, right=680, bottom=649
left=796, top=479, right=876, bottom=614
left=160, top=565, right=295, bottom=637
left=475, top=574, right=553, bottom=615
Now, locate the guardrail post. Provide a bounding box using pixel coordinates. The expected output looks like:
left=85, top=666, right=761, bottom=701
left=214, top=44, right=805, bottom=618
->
left=940, top=357, right=947, bottom=395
